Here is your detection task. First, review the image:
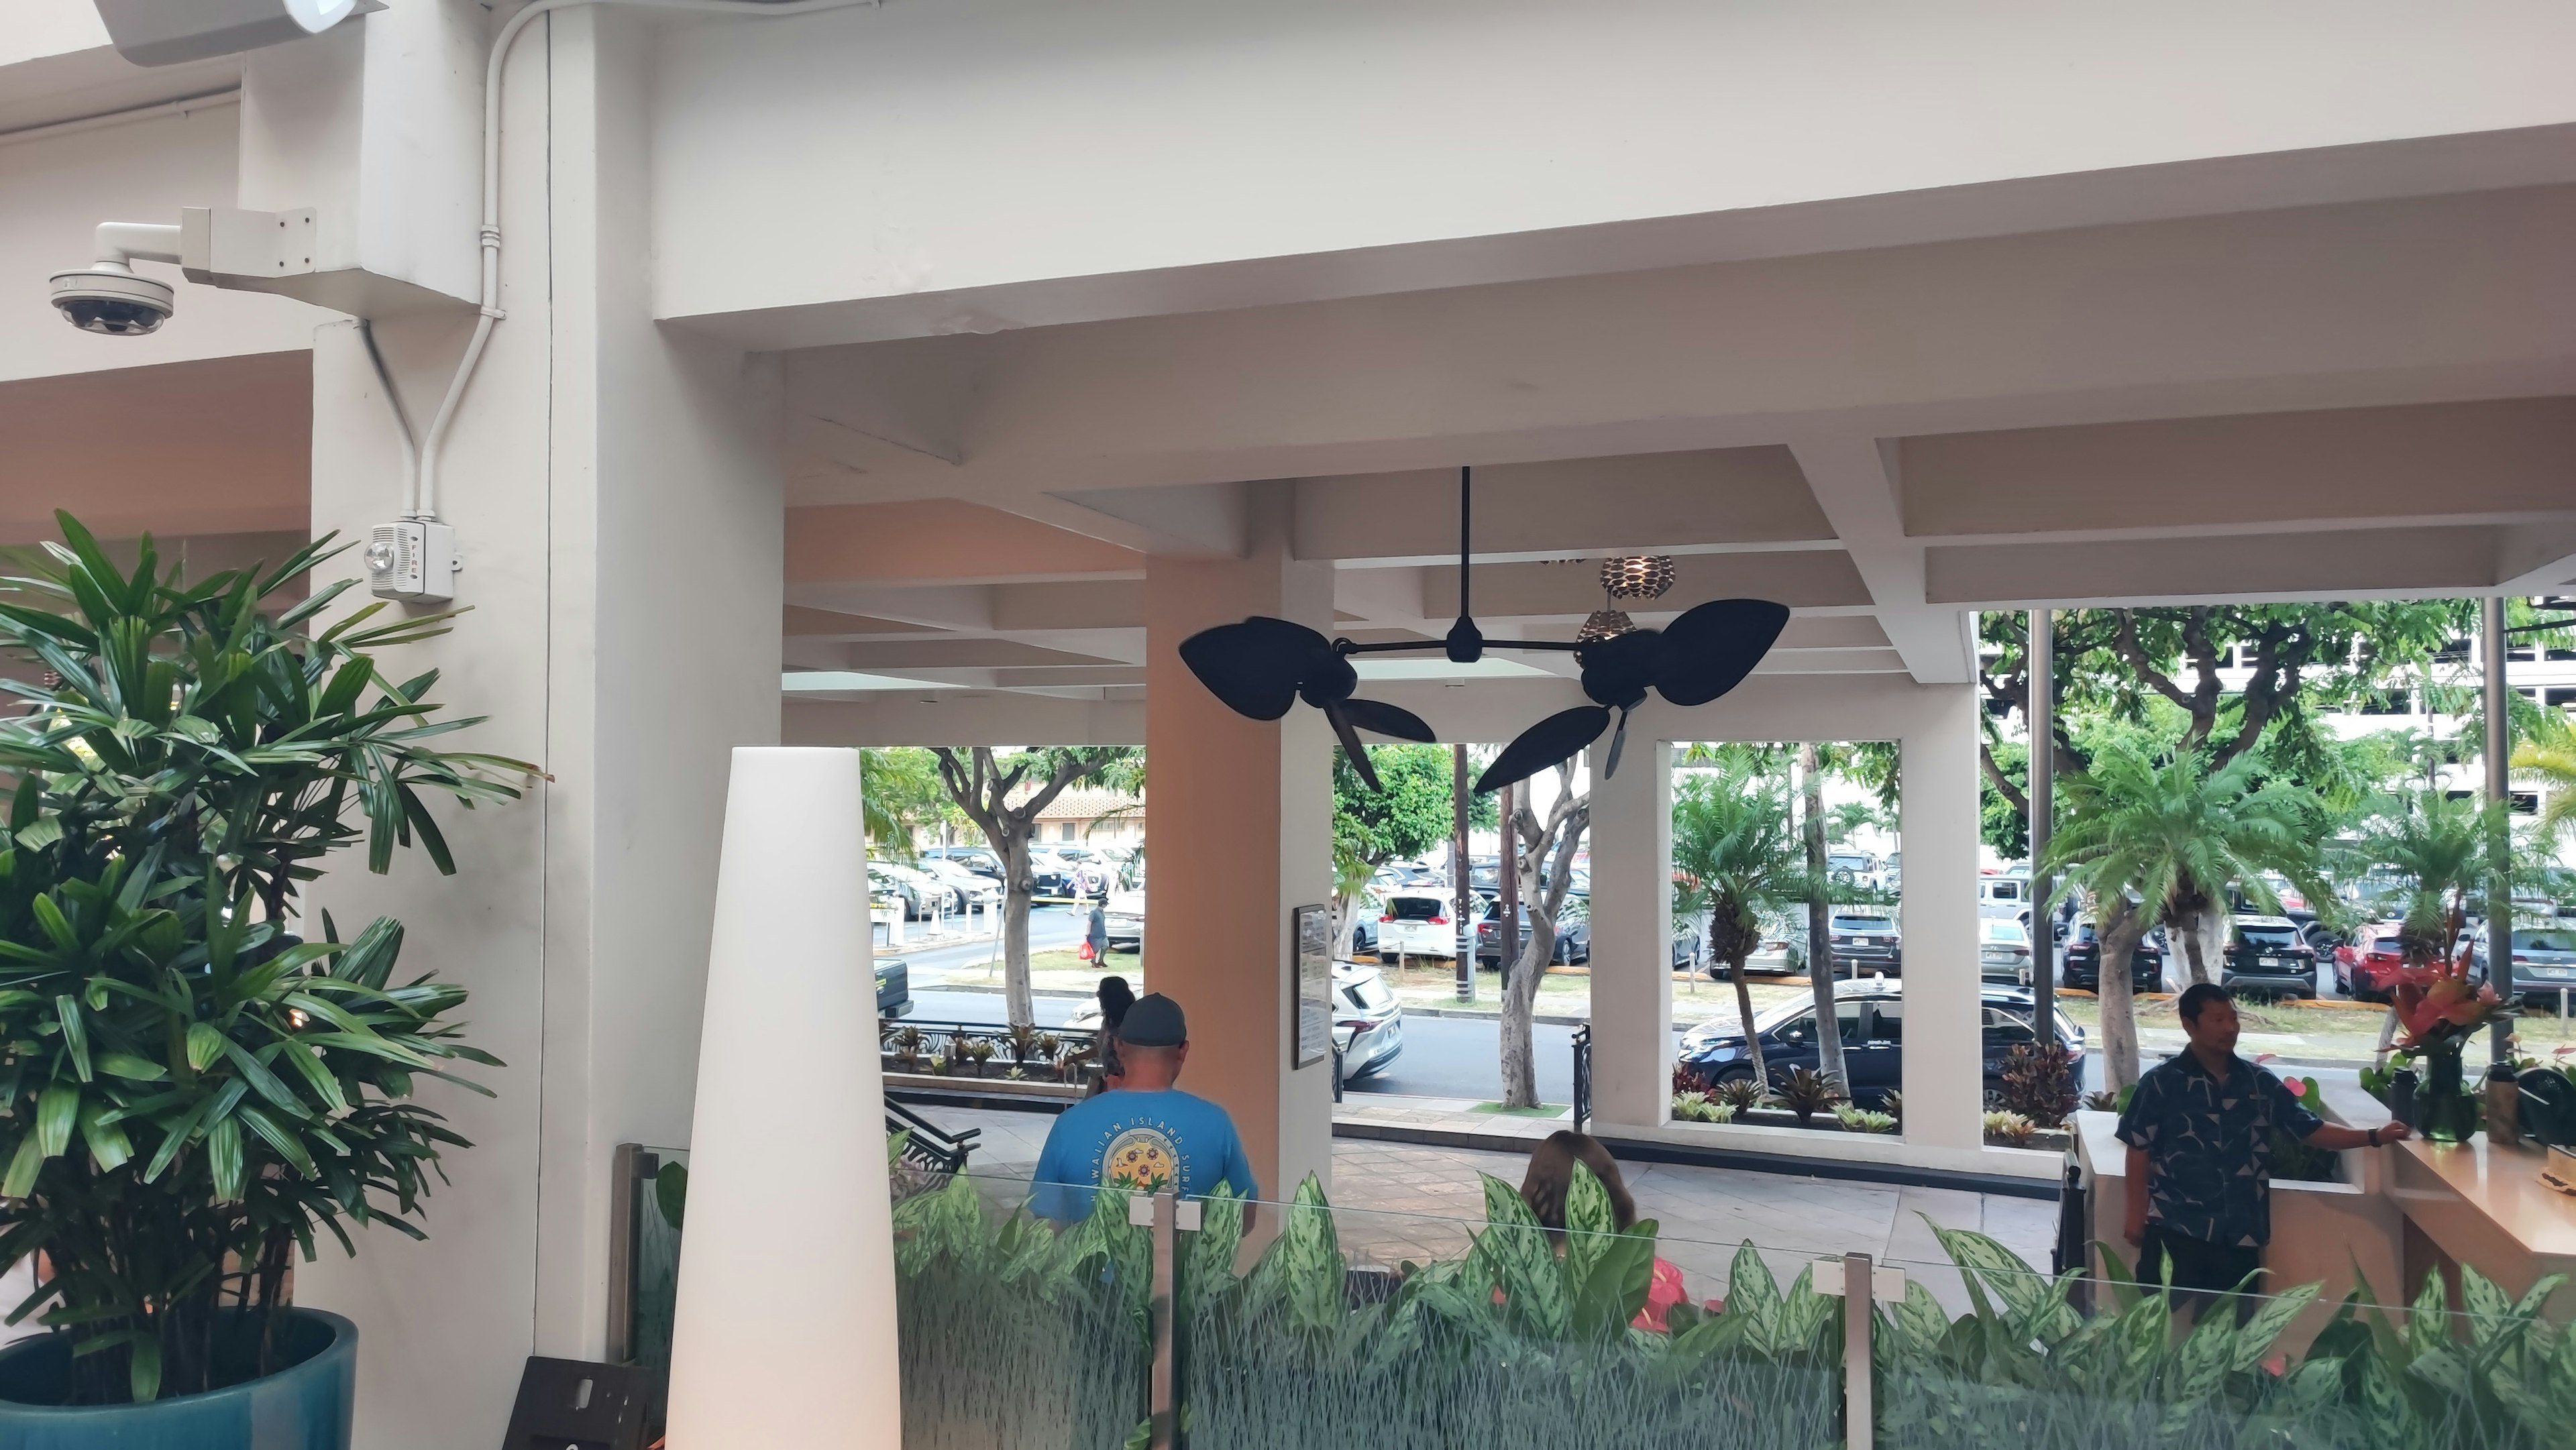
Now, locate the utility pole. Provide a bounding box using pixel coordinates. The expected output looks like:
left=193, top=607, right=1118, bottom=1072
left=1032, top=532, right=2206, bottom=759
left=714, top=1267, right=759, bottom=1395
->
left=1453, top=743, right=1474, bottom=1002
left=2031, top=610, right=2057, bottom=1052
left=2484, top=597, right=2513, bottom=1068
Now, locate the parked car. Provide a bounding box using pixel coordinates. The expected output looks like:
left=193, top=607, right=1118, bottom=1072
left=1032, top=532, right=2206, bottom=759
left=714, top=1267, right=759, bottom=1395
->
left=1977, top=875, right=2033, bottom=926
left=2504, top=924, right=2576, bottom=1001
left=2219, top=915, right=2318, bottom=998
left=1102, top=869, right=1145, bottom=952
left=1827, top=849, right=1882, bottom=892
left=1022, top=850, right=1081, bottom=897
left=913, top=856, right=1001, bottom=909
left=1978, top=917, right=2033, bottom=984
left=2333, top=922, right=2410, bottom=1002
left=1332, top=963, right=1405, bottom=1080
left=2061, top=915, right=2163, bottom=993
left=875, top=956, right=912, bottom=1020
left=868, top=863, right=956, bottom=920
left=1676, top=979, right=2084, bottom=1106
left=1671, top=919, right=1703, bottom=974
left=920, top=844, right=1004, bottom=880
left=1380, top=889, right=1461, bottom=959
left=1710, top=911, right=1805, bottom=979
left=1825, top=907, right=1902, bottom=975
left=1476, top=893, right=1591, bottom=968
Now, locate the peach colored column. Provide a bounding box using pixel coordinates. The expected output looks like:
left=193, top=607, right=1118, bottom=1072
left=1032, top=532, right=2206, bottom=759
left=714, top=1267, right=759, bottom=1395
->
left=1142, top=488, right=1336, bottom=1215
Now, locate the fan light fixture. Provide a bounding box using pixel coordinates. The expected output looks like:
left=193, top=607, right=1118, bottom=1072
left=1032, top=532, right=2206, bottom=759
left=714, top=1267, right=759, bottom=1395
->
left=1601, top=555, right=1675, bottom=601
left=1578, top=608, right=1635, bottom=644
left=1179, top=468, right=1788, bottom=793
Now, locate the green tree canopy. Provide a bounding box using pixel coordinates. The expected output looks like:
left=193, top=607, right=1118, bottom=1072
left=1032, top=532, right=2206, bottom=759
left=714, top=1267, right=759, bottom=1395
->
left=1332, top=744, right=1487, bottom=869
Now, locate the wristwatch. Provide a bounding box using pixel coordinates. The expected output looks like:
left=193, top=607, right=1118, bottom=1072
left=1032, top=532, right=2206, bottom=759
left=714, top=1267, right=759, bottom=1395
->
left=2366, top=1127, right=2383, bottom=1148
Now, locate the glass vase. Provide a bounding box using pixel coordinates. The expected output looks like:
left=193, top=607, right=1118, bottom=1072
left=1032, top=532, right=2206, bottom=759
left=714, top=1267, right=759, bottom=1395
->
left=2420, top=1040, right=2479, bottom=1144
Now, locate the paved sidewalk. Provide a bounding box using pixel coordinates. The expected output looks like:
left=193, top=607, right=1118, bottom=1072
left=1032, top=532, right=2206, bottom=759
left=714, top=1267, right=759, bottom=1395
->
left=912, top=1102, right=2054, bottom=1317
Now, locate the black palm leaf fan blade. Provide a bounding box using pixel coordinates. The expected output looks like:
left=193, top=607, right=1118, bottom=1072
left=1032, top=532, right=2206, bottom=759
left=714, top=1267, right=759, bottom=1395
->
left=1652, top=598, right=1790, bottom=708
left=1474, top=705, right=1611, bottom=795
left=1321, top=699, right=1384, bottom=791
left=1340, top=697, right=1436, bottom=742
left=1177, top=616, right=1333, bottom=720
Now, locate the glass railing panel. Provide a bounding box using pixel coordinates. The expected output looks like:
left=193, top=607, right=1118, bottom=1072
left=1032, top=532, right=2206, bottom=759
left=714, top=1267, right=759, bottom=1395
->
left=1874, top=1236, right=2564, bottom=1450
left=631, top=1145, right=688, bottom=1436
left=894, top=1166, right=1153, bottom=1450
left=1175, top=1177, right=1845, bottom=1450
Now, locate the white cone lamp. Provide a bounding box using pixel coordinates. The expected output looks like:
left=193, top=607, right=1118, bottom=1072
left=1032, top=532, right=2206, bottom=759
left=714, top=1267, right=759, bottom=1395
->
left=667, top=748, right=900, bottom=1446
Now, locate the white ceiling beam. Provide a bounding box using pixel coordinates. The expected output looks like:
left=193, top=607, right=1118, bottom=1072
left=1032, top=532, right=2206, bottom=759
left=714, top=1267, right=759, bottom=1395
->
left=1924, top=524, right=2506, bottom=606
left=1898, top=397, right=2576, bottom=539
left=2498, top=524, right=2576, bottom=596
left=1786, top=435, right=1976, bottom=684
left=1046, top=480, right=1252, bottom=559
left=777, top=186, right=2576, bottom=504
left=1294, top=449, right=1830, bottom=563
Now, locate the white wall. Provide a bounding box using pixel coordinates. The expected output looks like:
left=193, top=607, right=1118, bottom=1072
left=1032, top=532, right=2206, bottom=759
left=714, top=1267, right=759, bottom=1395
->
left=294, top=11, right=785, bottom=1447
left=652, top=0, right=2576, bottom=339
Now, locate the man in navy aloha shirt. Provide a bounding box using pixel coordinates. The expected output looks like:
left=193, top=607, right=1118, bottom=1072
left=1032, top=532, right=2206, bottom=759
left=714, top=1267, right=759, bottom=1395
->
left=2115, top=983, right=2404, bottom=1317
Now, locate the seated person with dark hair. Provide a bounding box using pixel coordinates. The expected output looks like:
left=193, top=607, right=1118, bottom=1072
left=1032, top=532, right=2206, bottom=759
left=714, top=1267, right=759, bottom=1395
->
left=2116, top=983, right=2406, bottom=1317
left=1032, top=993, right=1258, bottom=1229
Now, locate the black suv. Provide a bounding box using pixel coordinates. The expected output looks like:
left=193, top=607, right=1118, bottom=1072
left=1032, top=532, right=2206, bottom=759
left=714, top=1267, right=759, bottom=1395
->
left=2061, top=918, right=2164, bottom=993
left=2220, top=915, right=2318, bottom=998
left=1826, top=909, right=1902, bottom=976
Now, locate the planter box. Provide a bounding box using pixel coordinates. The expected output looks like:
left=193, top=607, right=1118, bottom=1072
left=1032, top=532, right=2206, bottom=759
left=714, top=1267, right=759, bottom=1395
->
left=0, top=1308, right=356, bottom=1450
left=884, top=1069, right=1087, bottom=1101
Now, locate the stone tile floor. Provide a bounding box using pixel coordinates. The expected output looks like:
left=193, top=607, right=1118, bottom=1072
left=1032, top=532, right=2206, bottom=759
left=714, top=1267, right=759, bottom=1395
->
left=914, top=1102, right=2056, bottom=1317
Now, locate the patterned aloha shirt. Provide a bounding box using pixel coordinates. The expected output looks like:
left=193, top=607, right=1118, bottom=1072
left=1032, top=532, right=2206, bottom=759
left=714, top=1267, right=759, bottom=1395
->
left=2114, top=1052, right=2322, bottom=1247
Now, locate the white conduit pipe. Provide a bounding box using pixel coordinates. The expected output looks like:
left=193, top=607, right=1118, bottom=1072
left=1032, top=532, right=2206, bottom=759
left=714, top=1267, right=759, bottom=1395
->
left=410, top=0, right=877, bottom=522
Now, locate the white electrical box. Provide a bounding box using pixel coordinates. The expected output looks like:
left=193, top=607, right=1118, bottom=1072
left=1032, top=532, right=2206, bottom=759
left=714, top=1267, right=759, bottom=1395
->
left=366, top=520, right=457, bottom=602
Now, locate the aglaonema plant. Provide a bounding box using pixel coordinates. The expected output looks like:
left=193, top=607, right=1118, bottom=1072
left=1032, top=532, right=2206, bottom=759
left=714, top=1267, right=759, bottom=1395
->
left=0, top=512, right=533, bottom=1404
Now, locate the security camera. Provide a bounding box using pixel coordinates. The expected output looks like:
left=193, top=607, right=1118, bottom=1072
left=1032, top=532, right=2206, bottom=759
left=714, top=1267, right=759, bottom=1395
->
left=48, top=223, right=180, bottom=336
left=93, top=0, right=378, bottom=68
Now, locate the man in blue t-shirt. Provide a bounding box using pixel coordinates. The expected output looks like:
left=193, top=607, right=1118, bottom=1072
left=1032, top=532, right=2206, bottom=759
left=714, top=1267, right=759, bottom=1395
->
left=1030, top=993, right=1259, bottom=1225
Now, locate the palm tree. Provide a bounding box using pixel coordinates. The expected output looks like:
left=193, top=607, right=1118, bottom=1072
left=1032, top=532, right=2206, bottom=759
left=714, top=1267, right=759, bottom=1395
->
left=2336, top=788, right=2512, bottom=1061
left=2515, top=711, right=2576, bottom=862
left=1672, top=759, right=1812, bottom=1092
left=2042, top=744, right=2326, bottom=1089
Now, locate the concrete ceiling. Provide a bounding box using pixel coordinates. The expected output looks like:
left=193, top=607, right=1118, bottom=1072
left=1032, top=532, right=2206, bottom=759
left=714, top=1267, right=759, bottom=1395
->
left=773, top=183, right=2576, bottom=704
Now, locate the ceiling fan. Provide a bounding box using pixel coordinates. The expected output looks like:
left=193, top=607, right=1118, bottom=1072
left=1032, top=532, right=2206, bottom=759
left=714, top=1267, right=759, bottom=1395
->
left=1179, top=467, right=1789, bottom=793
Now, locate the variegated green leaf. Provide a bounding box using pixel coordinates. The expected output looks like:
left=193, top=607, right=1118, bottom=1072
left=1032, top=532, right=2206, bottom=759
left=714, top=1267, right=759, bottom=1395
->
left=2231, top=1281, right=2316, bottom=1372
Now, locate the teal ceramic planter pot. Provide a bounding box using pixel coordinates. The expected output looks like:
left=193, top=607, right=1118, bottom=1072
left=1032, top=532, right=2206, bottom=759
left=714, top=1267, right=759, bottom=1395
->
left=0, top=1308, right=355, bottom=1450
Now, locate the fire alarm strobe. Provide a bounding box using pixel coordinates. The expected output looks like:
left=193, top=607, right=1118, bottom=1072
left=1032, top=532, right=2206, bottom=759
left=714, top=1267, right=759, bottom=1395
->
left=366, top=520, right=458, bottom=602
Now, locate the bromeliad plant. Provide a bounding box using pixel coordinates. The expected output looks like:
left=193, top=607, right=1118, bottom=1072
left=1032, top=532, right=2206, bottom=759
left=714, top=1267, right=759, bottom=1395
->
left=0, top=514, right=531, bottom=1404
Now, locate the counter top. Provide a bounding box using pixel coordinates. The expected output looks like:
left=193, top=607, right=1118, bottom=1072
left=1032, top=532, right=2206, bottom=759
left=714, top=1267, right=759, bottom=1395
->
left=2392, top=1137, right=2576, bottom=1259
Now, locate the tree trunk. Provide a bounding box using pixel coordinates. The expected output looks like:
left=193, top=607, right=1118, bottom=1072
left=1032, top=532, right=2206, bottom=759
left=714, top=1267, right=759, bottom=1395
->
left=1728, top=948, right=1770, bottom=1092
left=1333, top=889, right=1365, bottom=960
left=2172, top=895, right=2224, bottom=987
left=1001, top=830, right=1036, bottom=1029
left=1798, top=743, right=1846, bottom=1094
left=1499, top=915, right=1553, bottom=1109
left=2098, top=897, right=2147, bottom=1091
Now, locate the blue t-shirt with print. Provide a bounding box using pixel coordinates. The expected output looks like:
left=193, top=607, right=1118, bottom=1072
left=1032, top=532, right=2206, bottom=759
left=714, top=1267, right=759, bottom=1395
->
left=1030, top=1087, right=1259, bottom=1222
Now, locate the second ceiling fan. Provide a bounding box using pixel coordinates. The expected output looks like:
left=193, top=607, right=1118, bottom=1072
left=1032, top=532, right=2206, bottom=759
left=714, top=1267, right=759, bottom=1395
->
left=1179, top=466, right=1788, bottom=793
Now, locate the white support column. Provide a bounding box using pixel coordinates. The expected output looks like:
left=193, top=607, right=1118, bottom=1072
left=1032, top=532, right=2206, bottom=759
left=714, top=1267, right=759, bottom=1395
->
left=294, top=11, right=785, bottom=1447
left=1142, top=487, right=1336, bottom=1216
left=1587, top=738, right=1673, bottom=1128
left=1898, top=684, right=1984, bottom=1150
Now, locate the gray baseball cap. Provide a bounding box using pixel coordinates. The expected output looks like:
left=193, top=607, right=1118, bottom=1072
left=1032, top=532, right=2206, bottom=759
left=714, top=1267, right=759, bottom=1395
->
left=1118, top=993, right=1187, bottom=1047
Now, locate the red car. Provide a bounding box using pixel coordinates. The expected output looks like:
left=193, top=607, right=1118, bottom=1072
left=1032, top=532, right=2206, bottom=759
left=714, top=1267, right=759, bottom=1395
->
left=2334, top=924, right=2410, bottom=1003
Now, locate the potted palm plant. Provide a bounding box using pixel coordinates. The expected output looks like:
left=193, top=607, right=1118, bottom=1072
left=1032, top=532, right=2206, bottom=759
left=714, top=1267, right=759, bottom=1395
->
left=0, top=515, right=530, bottom=1447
